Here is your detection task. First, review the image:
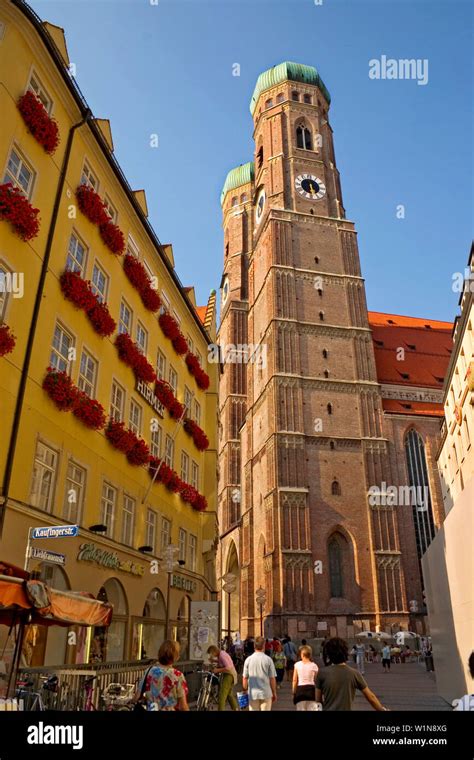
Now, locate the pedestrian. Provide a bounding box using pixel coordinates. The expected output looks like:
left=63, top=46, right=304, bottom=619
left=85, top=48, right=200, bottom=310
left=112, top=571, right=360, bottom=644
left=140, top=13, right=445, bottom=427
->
left=273, top=640, right=286, bottom=689
left=292, top=645, right=320, bottom=711
left=382, top=643, right=391, bottom=672
left=355, top=642, right=365, bottom=674
left=283, top=636, right=297, bottom=681
left=301, top=639, right=307, bottom=647
left=316, top=638, right=388, bottom=711
left=350, top=644, right=357, bottom=664
left=207, top=644, right=238, bottom=711
left=265, top=638, right=273, bottom=657
left=242, top=635, right=277, bottom=711
left=452, top=652, right=474, bottom=711
left=137, top=639, right=189, bottom=711
left=244, top=636, right=254, bottom=656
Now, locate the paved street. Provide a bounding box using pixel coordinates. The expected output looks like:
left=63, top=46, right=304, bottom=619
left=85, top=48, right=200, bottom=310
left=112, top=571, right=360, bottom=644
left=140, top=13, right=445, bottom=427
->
left=269, top=661, right=451, bottom=712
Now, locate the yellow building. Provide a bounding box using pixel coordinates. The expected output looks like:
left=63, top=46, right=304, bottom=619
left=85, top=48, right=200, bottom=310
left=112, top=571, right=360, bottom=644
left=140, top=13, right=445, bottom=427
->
left=0, top=0, right=218, bottom=667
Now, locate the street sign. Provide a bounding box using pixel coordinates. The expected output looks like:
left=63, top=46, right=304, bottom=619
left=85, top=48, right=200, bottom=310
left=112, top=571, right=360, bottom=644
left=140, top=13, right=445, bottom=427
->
left=29, top=547, right=66, bottom=566
left=31, top=525, right=79, bottom=539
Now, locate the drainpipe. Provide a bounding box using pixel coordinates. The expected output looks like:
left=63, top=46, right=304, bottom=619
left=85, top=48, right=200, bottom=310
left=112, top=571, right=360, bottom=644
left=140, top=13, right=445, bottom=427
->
left=0, top=110, right=92, bottom=537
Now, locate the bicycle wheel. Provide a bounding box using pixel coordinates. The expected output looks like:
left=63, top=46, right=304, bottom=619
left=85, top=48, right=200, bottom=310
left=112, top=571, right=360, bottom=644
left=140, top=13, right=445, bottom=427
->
left=196, top=685, right=209, bottom=711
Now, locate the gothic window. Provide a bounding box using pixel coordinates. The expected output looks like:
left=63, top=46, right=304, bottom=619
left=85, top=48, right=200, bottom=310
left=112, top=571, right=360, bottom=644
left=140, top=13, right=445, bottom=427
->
left=314, top=256, right=319, bottom=264
left=324, top=370, right=329, bottom=378
left=225, top=242, right=229, bottom=258
left=329, top=441, right=335, bottom=450
left=322, top=349, right=328, bottom=359
left=318, top=288, right=323, bottom=297
left=296, top=125, right=313, bottom=150
left=327, top=402, right=332, bottom=414
left=328, top=538, right=343, bottom=597
left=303, top=94, right=312, bottom=104
left=292, top=91, right=299, bottom=101
left=240, top=193, right=247, bottom=203
left=257, top=146, right=263, bottom=169
left=331, top=480, right=341, bottom=496
left=404, top=429, right=436, bottom=558
left=276, top=93, right=284, bottom=103
left=265, top=98, right=273, bottom=108
left=319, top=311, right=324, bottom=321
left=231, top=196, right=238, bottom=207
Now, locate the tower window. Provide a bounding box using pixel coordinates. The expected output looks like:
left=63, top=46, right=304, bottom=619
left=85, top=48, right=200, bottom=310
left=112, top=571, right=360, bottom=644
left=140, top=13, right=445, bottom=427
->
left=257, top=146, right=263, bottom=169
left=328, top=537, right=344, bottom=598
left=303, top=94, right=312, bottom=104
left=324, top=370, right=329, bottom=378
left=296, top=125, right=313, bottom=150
left=231, top=196, right=238, bottom=207
left=314, top=256, right=319, bottom=264
left=327, top=403, right=333, bottom=415
left=276, top=93, right=284, bottom=103
left=240, top=193, right=248, bottom=203
left=318, top=288, right=323, bottom=297
left=225, top=242, right=229, bottom=258
left=329, top=441, right=335, bottom=450
left=292, top=91, right=299, bottom=101
left=265, top=98, right=273, bottom=108
left=322, top=349, right=328, bottom=359
left=331, top=480, right=341, bottom=496
left=319, top=311, right=324, bottom=321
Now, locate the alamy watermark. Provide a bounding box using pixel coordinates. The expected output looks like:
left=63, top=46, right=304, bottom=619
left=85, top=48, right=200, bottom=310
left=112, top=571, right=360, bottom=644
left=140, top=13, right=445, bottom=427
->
left=368, top=482, right=429, bottom=510
left=0, top=271, right=24, bottom=299
left=208, top=342, right=267, bottom=368
left=369, top=55, right=428, bottom=86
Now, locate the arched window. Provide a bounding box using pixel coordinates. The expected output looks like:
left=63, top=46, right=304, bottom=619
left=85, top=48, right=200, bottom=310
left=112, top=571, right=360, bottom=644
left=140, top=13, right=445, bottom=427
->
left=404, top=429, right=436, bottom=557
left=240, top=193, right=247, bottom=203
left=328, top=538, right=343, bottom=597
left=225, top=242, right=229, bottom=258
left=303, top=94, right=312, bottom=104
left=231, top=196, right=238, bottom=207
left=276, top=93, right=284, bottom=103
left=324, top=370, right=329, bottom=378
left=257, top=145, right=263, bottom=169
left=327, top=402, right=332, bottom=414
left=314, top=256, right=319, bottom=264
left=265, top=98, right=273, bottom=109
left=329, top=441, right=335, bottom=450
left=319, top=311, right=324, bottom=321
left=318, top=288, right=323, bottom=297
left=292, top=91, right=299, bottom=101
left=296, top=125, right=313, bottom=150
left=322, top=349, right=328, bottom=359
left=331, top=480, right=341, bottom=496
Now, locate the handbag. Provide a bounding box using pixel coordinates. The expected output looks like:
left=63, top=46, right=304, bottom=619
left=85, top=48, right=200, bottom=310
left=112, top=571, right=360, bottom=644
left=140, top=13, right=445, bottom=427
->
left=293, top=684, right=316, bottom=705
left=133, top=665, right=154, bottom=712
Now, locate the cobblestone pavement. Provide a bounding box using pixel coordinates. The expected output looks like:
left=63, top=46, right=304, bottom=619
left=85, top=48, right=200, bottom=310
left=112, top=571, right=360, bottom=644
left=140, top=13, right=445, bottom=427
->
left=269, top=661, right=451, bottom=712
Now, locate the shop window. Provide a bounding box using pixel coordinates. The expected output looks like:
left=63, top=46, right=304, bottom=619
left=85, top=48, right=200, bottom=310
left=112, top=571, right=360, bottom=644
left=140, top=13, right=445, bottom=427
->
left=135, top=588, right=166, bottom=661
left=93, top=579, right=128, bottom=663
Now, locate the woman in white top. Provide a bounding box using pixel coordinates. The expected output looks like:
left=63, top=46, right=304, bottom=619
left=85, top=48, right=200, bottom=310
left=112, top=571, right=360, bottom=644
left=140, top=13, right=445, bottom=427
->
left=292, top=645, right=320, bottom=711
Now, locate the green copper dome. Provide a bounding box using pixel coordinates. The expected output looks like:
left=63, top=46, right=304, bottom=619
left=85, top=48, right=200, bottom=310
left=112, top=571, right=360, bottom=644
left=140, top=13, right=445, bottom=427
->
left=250, top=61, right=331, bottom=115
left=220, top=162, right=255, bottom=205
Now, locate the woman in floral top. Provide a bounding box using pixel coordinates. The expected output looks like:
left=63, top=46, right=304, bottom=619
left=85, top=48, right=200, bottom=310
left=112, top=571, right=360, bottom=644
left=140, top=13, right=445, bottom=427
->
left=140, top=640, right=189, bottom=711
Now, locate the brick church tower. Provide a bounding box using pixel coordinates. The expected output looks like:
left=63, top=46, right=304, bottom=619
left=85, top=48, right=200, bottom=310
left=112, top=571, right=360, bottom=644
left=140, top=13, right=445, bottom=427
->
left=217, top=63, right=445, bottom=640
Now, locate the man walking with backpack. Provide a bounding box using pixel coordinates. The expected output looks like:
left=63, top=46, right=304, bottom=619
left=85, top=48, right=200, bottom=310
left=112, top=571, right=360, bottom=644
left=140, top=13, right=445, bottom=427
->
left=242, top=636, right=277, bottom=711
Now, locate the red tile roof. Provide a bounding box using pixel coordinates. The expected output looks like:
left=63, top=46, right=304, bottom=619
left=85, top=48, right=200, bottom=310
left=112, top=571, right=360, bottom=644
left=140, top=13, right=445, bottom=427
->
left=381, top=399, right=445, bottom=417
left=196, top=306, right=207, bottom=325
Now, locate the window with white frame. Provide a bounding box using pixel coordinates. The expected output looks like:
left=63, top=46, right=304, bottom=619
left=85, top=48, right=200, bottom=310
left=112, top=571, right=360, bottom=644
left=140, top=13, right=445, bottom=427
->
left=126, top=234, right=140, bottom=258
left=28, top=72, right=52, bottom=113
left=184, top=387, right=193, bottom=415
left=80, top=162, right=98, bottom=190
left=188, top=534, right=197, bottom=572
left=151, top=424, right=162, bottom=458
left=78, top=350, right=98, bottom=397
left=156, top=350, right=166, bottom=381
left=136, top=321, right=147, bottom=354
left=50, top=323, right=74, bottom=373
left=63, top=460, right=86, bottom=523
left=195, top=349, right=202, bottom=366
left=4, top=147, right=35, bottom=198
left=129, top=399, right=142, bottom=435
left=0, top=264, right=11, bottom=322
left=187, top=336, right=193, bottom=353
left=145, top=509, right=157, bottom=552
left=172, top=309, right=181, bottom=326
left=143, top=259, right=154, bottom=282
left=91, top=262, right=108, bottom=304
left=191, top=461, right=199, bottom=490
left=119, top=300, right=132, bottom=335
left=66, top=231, right=87, bottom=275
left=161, top=517, right=171, bottom=554
left=178, top=528, right=187, bottom=563
left=164, top=435, right=174, bottom=468
left=103, top=194, right=117, bottom=223
left=161, top=291, right=170, bottom=314
left=193, top=399, right=201, bottom=425
left=168, top=366, right=178, bottom=394
left=110, top=380, right=125, bottom=422
left=30, top=441, right=58, bottom=513
left=122, top=494, right=135, bottom=546
left=181, top=451, right=189, bottom=483
left=101, top=482, right=117, bottom=539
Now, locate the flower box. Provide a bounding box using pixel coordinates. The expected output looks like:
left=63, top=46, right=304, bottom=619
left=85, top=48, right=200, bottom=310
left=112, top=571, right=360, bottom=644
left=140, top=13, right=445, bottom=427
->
left=154, top=379, right=175, bottom=409
left=123, top=255, right=161, bottom=312
left=87, top=302, right=116, bottom=337
left=193, top=493, right=208, bottom=512
left=126, top=437, right=150, bottom=466
left=185, top=351, right=210, bottom=390
left=76, top=185, right=108, bottom=226
left=169, top=398, right=185, bottom=420
left=42, top=368, right=78, bottom=411
left=115, top=333, right=156, bottom=383
left=183, top=418, right=209, bottom=451
left=0, top=324, right=16, bottom=357
left=99, top=220, right=125, bottom=255
left=18, top=91, right=60, bottom=154
left=105, top=420, right=136, bottom=453
left=60, top=271, right=116, bottom=337
left=140, top=286, right=161, bottom=312
left=195, top=368, right=210, bottom=391
left=172, top=333, right=188, bottom=355
left=0, top=183, right=40, bottom=241
left=148, top=457, right=174, bottom=485
left=73, top=390, right=106, bottom=430
left=180, top=484, right=199, bottom=505
left=159, top=312, right=180, bottom=340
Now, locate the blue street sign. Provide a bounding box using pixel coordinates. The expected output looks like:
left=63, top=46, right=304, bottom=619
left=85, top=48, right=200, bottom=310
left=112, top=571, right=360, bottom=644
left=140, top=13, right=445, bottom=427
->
left=31, top=525, right=79, bottom=539
left=29, top=547, right=66, bottom=566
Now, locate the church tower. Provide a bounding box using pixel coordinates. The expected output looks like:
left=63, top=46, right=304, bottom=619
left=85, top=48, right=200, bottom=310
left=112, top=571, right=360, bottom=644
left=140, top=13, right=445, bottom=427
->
left=218, top=63, right=409, bottom=640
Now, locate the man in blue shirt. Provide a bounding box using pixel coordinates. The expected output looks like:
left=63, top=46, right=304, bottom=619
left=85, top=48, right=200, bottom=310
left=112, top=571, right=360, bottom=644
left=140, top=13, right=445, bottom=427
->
left=242, top=636, right=277, bottom=711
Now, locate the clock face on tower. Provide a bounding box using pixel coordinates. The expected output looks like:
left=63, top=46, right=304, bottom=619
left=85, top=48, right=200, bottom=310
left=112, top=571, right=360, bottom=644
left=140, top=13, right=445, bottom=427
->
left=255, top=187, right=266, bottom=224
left=295, top=174, right=326, bottom=200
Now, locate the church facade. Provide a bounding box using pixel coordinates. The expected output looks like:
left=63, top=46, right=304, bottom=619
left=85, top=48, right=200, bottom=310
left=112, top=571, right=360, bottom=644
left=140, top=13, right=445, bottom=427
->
left=217, top=62, right=451, bottom=640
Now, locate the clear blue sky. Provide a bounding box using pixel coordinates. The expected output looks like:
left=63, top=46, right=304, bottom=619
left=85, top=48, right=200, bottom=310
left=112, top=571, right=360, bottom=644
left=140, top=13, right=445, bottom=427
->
left=31, top=0, right=472, bottom=323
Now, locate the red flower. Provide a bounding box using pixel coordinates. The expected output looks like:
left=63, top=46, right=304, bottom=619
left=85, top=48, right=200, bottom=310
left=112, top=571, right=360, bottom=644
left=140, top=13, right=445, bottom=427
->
left=169, top=398, right=184, bottom=420
left=159, top=313, right=180, bottom=340
left=18, top=91, right=60, bottom=154
left=76, top=185, right=108, bottom=226
left=166, top=472, right=183, bottom=493
left=99, top=220, right=125, bottom=255
left=126, top=437, right=150, bottom=466
left=183, top=418, right=209, bottom=451
left=180, top=484, right=199, bottom=505
left=0, top=324, right=16, bottom=357
left=73, top=390, right=106, bottom=430
left=87, top=302, right=116, bottom=337
left=140, top=286, right=161, bottom=312
left=185, top=351, right=210, bottom=390
left=115, top=333, right=156, bottom=383
left=148, top=457, right=174, bottom=485
left=60, top=271, right=96, bottom=312
left=193, top=493, right=208, bottom=512
left=154, top=379, right=176, bottom=409
left=195, top=368, right=210, bottom=391
left=0, top=183, right=40, bottom=241
left=172, top=333, right=188, bottom=355
left=105, top=420, right=136, bottom=453
left=42, top=368, right=78, bottom=411
left=123, top=255, right=161, bottom=312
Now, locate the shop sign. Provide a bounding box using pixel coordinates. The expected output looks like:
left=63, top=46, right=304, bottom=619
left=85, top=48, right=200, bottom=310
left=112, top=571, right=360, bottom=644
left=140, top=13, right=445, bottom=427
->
left=32, top=525, right=79, bottom=539
left=170, top=574, right=197, bottom=593
left=77, top=542, right=146, bottom=577
left=136, top=379, right=164, bottom=417
left=29, top=547, right=66, bottom=566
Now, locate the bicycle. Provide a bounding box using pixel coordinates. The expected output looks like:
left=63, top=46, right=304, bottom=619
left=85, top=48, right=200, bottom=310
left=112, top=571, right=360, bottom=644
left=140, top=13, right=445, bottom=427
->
left=195, top=670, right=221, bottom=711
left=15, top=676, right=46, bottom=711
left=101, top=682, right=136, bottom=711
